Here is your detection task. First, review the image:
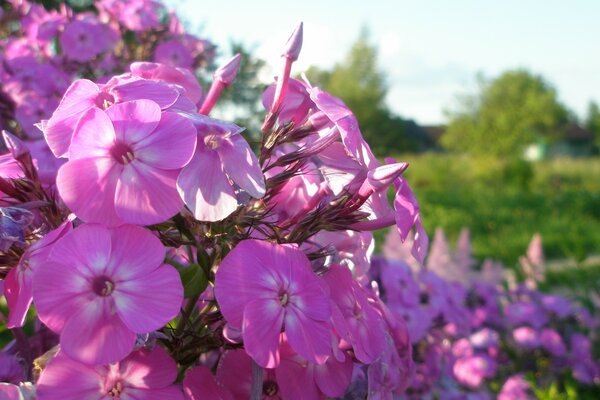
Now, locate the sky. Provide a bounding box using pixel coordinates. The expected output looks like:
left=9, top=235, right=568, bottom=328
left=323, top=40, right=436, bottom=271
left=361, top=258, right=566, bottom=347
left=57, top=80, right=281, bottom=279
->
left=165, top=0, right=599, bottom=125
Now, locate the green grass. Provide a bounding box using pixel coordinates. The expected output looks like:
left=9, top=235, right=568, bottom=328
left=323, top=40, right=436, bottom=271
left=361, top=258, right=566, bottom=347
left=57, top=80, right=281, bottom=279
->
left=391, top=153, right=600, bottom=266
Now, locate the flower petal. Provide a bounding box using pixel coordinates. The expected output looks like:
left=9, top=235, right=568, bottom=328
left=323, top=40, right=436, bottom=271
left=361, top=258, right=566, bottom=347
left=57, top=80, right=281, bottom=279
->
left=36, top=352, right=104, bottom=399
left=220, top=135, right=265, bottom=199
left=61, top=298, right=136, bottom=365
left=32, top=260, right=91, bottom=333
left=106, top=100, right=161, bottom=144
left=111, top=79, right=179, bottom=109
left=120, top=346, right=178, bottom=389
left=177, top=149, right=237, bottom=222
left=106, top=224, right=165, bottom=280
left=45, top=79, right=99, bottom=158
left=134, top=112, right=197, bottom=169
left=314, top=354, right=354, bottom=397
left=243, top=298, right=284, bottom=368
left=68, top=107, right=115, bottom=160
left=115, top=163, right=183, bottom=225
left=114, top=265, right=183, bottom=333
left=56, top=157, right=122, bottom=226
left=284, top=306, right=331, bottom=365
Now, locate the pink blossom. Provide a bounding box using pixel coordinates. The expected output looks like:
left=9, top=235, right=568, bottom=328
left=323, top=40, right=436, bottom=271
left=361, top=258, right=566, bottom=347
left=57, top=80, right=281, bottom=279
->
left=37, top=346, right=184, bottom=399
left=60, top=17, right=117, bottom=62
left=214, top=240, right=331, bottom=368
left=177, top=116, right=264, bottom=222
left=154, top=40, right=194, bottom=69
left=539, top=328, right=566, bottom=357
left=512, top=326, right=539, bottom=349
left=275, top=340, right=353, bottom=400
left=0, top=352, right=24, bottom=384
left=5, top=217, right=73, bottom=328
left=130, top=62, right=204, bottom=105
left=32, top=224, right=183, bottom=365
left=323, top=263, right=387, bottom=364
left=44, top=77, right=182, bottom=158
left=57, top=100, right=196, bottom=226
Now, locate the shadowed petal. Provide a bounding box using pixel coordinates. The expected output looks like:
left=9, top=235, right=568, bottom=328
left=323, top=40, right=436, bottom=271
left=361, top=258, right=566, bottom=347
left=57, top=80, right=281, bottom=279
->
left=114, top=265, right=183, bottom=333
left=243, top=298, right=284, bottom=368
left=61, top=299, right=136, bottom=365
left=285, top=306, right=331, bottom=365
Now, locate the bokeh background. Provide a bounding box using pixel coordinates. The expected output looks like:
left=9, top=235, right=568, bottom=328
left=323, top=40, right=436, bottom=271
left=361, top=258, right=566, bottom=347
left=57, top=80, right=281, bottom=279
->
left=166, top=0, right=600, bottom=293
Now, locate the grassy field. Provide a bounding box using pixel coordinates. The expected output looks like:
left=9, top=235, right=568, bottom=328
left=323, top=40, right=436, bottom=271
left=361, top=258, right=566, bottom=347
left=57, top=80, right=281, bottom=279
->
left=390, top=153, right=600, bottom=267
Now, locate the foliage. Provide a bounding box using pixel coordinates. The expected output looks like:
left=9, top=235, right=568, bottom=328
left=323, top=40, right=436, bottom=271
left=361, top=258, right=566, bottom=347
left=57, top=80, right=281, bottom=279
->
left=442, top=69, right=571, bottom=156
left=585, top=101, right=600, bottom=149
left=386, top=153, right=600, bottom=265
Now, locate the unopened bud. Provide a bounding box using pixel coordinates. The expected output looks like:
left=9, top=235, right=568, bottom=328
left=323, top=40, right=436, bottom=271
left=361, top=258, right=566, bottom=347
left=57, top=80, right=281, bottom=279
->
left=214, top=53, right=242, bottom=86
left=282, top=22, right=303, bottom=61
left=357, top=162, right=409, bottom=201
left=2, top=130, right=29, bottom=161
left=367, top=162, right=409, bottom=192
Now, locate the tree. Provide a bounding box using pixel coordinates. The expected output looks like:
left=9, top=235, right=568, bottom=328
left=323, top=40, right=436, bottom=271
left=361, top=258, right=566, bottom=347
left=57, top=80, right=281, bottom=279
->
left=585, top=101, right=600, bottom=149
left=441, top=70, right=570, bottom=156
left=305, top=30, right=415, bottom=154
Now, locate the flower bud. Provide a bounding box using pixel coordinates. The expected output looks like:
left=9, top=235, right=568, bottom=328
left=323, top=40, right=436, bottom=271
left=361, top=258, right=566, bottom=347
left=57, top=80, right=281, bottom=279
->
left=282, top=22, right=303, bottom=61
left=2, top=130, right=29, bottom=162
left=214, top=53, right=242, bottom=86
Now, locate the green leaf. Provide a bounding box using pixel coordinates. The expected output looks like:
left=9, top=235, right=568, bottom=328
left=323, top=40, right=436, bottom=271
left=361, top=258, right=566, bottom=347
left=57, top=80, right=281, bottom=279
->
left=177, top=263, right=208, bottom=298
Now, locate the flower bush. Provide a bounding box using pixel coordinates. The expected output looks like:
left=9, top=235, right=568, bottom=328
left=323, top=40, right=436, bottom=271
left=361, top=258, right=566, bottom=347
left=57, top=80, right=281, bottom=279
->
left=0, top=1, right=598, bottom=399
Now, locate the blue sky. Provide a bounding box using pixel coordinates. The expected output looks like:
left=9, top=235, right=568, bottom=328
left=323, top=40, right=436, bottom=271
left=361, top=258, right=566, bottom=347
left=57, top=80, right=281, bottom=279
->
left=166, top=0, right=599, bottom=125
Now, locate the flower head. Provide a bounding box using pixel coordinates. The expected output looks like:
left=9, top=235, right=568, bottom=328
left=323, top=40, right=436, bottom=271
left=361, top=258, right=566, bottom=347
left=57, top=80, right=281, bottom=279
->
left=33, top=224, right=183, bottom=365
left=214, top=239, right=331, bottom=368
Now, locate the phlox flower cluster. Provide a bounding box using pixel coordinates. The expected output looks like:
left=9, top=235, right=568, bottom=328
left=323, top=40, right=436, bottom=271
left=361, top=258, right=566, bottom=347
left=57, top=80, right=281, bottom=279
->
left=374, top=229, right=600, bottom=399
left=0, top=17, right=426, bottom=399
left=0, top=4, right=598, bottom=399
left=0, top=0, right=214, bottom=141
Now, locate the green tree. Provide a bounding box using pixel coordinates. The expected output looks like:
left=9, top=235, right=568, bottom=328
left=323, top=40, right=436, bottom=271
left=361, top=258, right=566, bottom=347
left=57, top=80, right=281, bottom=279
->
left=585, top=101, right=600, bottom=149
left=442, top=70, right=570, bottom=156
left=305, top=30, right=414, bottom=154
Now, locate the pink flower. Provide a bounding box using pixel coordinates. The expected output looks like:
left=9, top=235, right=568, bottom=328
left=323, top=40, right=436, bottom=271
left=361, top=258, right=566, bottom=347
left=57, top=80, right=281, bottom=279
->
left=32, top=224, right=183, bottom=365
left=60, top=17, right=117, bottom=62
left=214, top=240, right=331, bottom=368
left=37, top=346, right=184, bottom=399
left=323, top=264, right=387, bottom=364
left=154, top=39, right=194, bottom=69
left=130, top=62, right=204, bottom=105
left=177, top=116, right=265, bottom=222
left=57, top=99, right=196, bottom=226
left=5, top=217, right=73, bottom=328
left=275, top=340, right=353, bottom=400
left=44, top=77, right=182, bottom=158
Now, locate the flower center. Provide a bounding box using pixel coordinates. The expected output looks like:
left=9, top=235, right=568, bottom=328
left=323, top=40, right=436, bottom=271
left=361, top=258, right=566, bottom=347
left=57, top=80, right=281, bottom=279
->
left=279, top=291, right=289, bottom=307
left=92, top=276, right=115, bottom=297
left=263, top=380, right=279, bottom=397
left=95, top=92, right=115, bottom=110
left=111, top=142, right=135, bottom=165
left=204, top=134, right=221, bottom=150
left=107, top=381, right=123, bottom=398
